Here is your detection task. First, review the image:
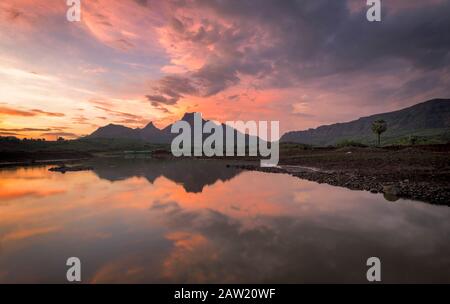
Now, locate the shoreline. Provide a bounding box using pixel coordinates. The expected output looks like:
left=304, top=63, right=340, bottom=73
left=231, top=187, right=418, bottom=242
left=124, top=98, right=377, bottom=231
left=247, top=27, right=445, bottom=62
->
left=230, top=163, right=449, bottom=206
left=229, top=146, right=450, bottom=206
left=1, top=145, right=448, bottom=206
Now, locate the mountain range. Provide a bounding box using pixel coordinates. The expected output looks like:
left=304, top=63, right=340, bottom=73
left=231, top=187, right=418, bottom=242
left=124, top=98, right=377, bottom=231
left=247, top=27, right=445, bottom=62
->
left=89, top=121, right=172, bottom=144
left=88, top=112, right=258, bottom=146
left=88, top=99, right=450, bottom=146
left=281, top=99, right=450, bottom=146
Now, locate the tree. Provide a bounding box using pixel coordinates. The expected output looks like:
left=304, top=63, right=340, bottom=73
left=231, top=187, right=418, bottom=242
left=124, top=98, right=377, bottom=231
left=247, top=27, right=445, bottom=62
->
left=371, top=120, right=387, bottom=146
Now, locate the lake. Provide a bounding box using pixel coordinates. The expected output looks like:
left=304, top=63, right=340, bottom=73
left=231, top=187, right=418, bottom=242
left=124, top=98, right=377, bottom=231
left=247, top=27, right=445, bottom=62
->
left=0, top=158, right=449, bottom=283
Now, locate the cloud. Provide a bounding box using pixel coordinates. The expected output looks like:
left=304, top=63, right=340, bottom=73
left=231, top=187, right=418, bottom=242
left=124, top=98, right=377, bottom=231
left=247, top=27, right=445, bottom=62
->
left=0, top=132, right=19, bottom=136
left=0, top=128, right=52, bottom=132
left=146, top=0, right=450, bottom=108
left=40, top=132, right=79, bottom=139
left=80, top=0, right=166, bottom=52
left=30, top=109, right=65, bottom=117
left=0, top=1, right=66, bottom=29
left=146, top=74, right=200, bottom=112
left=1, top=226, right=59, bottom=243
left=95, top=106, right=144, bottom=120
left=94, top=105, right=151, bottom=125
left=148, top=75, right=198, bottom=104
left=146, top=94, right=178, bottom=106
left=89, top=99, right=114, bottom=107
left=0, top=106, right=36, bottom=117
left=1, top=0, right=449, bottom=135
left=72, top=115, right=90, bottom=125
left=0, top=127, right=78, bottom=139
left=0, top=106, right=64, bottom=117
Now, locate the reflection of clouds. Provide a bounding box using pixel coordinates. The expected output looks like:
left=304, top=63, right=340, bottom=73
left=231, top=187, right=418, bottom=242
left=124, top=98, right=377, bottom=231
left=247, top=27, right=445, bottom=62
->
left=0, top=188, right=65, bottom=200
left=151, top=200, right=331, bottom=283
left=163, top=231, right=216, bottom=283
left=90, top=255, right=148, bottom=284
left=1, top=163, right=450, bottom=283
left=150, top=200, right=180, bottom=212
left=151, top=195, right=450, bottom=283
left=0, top=167, right=66, bottom=201
left=293, top=191, right=311, bottom=204
left=1, top=226, right=59, bottom=243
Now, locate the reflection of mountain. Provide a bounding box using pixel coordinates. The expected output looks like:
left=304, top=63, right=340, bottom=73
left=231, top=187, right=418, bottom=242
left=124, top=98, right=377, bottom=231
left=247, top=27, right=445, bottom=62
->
left=90, top=158, right=242, bottom=193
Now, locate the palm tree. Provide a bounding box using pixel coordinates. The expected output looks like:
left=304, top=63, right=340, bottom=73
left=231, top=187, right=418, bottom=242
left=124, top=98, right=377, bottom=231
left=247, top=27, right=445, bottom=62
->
left=371, top=120, right=387, bottom=146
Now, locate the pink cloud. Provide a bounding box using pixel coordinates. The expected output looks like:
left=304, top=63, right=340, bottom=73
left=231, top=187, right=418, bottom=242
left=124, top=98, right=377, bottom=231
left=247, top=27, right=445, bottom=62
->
left=1, top=0, right=448, bottom=137
left=80, top=0, right=166, bottom=52
left=0, top=0, right=66, bottom=30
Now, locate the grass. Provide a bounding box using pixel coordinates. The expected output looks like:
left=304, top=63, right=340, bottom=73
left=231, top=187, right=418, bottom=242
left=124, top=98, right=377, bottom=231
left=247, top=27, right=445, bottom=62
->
left=336, top=140, right=368, bottom=148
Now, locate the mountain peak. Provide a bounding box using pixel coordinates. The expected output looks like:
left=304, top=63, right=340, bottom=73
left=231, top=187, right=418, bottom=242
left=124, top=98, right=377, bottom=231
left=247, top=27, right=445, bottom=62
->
left=104, top=123, right=130, bottom=129
left=182, top=112, right=205, bottom=120
left=88, top=123, right=137, bottom=140
left=87, top=111, right=259, bottom=144
left=143, top=122, right=157, bottom=130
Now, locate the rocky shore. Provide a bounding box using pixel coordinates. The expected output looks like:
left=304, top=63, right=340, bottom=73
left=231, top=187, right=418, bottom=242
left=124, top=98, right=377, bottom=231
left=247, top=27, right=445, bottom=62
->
left=229, top=145, right=450, bottom=206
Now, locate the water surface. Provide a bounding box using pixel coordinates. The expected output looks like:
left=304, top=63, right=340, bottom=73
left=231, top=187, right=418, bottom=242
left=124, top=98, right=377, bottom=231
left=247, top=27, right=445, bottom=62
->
left=0, top=158, right=449, bottom=283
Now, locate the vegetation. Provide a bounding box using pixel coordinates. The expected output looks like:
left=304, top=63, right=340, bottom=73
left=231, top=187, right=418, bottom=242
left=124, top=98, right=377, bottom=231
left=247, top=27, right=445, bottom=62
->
left=279, top=142, right=313, bottom=152
left=336, top=140, right=367, bottom=148
left=0, top=136, right=170, bottom=153
left=387, top=132, right=450, bottom=146
left=281, top=99, right=450, bottom=146
left=371, top=119, right=388, bottom=146
left=409, top=135, right=419, bottom=146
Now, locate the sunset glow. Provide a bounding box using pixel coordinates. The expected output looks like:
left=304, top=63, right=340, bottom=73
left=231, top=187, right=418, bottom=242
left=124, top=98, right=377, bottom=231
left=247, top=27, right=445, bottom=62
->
left=0, top=0, right=449, bottom=140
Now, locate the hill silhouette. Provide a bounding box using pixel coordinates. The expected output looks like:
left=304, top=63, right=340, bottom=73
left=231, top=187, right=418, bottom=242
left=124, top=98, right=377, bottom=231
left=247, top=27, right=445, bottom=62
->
left=281, top=99, right=450, bottom=146
left=88, top=112, right=261, bottom=147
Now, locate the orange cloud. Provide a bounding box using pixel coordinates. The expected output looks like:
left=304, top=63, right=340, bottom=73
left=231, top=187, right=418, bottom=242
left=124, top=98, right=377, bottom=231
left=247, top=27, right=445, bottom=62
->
left=0, top=106, right=36, bottom=117
left=0, top=0, right=448, bottom=138
left=1, top=226, right=59, bottom=242
left=0, top=106, right=64, bottom=118
left=30, top=109, right=65, bottom=117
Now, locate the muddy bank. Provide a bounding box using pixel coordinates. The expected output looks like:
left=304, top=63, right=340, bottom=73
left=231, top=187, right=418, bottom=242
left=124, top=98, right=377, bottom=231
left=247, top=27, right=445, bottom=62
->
left=49, top=165, right=94, bottom=173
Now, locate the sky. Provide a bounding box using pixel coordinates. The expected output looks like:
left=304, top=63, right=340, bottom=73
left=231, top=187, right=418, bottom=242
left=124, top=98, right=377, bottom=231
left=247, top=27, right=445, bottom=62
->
left=0, top=0, right=449, bottom=140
